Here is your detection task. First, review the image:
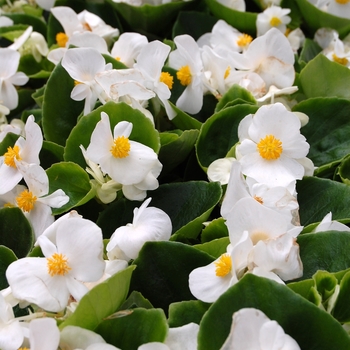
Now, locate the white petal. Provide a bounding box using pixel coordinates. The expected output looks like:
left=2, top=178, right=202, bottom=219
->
left=29, top=318, right=60, bottom=350
left=165, top=323, right=199, bottom=350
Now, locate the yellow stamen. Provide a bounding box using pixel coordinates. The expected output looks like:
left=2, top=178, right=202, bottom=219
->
left=3, top=203, right=15, bottom=208
left=332, top=53, right=349, bottom=66
left=159, top=72, right=174, bottom=90
left=336, top=0, right=350, bottom=3
left=16, top=190, right=37, bottom=212
left=4, top=145, right=21, bottom=168
left=47, top=253, right=71, bottom=277
left=224, top=66, right=231, bottom=79
left=115, top=57, right=121, bottom=61
left=254, top=195, right=264, bottom=204
left=270, top=17, right=282, bottom=27
left=257, top=134, right=283, bottom=160
left=236, top=34, right=253, bottom=47
left=74, top=80, right=82, bottom=86
left=56, top=32, right=68, bottom=48
left=215, top=254, right=232, bottom=277
left=110, top=136, right=131, bottom=158
left=177, top=65, right=192, bottom=86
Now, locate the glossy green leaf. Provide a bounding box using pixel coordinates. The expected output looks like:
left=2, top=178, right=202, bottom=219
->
left=201, top=218, right=228, bottom=243
left=215, top=84, right=256, bottom=112
left=295, top=0, right=350, bottom=37
left=60, top=265, right=136, bottom=331
left=40, top=140, right=64, bottom=169
left=130, top=241, right=214, bottom=313
left=294, top=98, right=350, bottom=166
left=169, top=101, right=202, bottom=131
left=0, top=245, right=17, bottom=290
left=0, top=207, right=33, bottom=258
left=198, top=274, right=350, bottom=350
left=204, top=0, right=257, bottom=36
left=119, top=291, right=153, bottom=310
left=42, top=62, right=84, bottom=146
left=104, top=0, right=196, bottom=35
left=64, top=101, right=160, bottom=169
left=194, top=237, right=229, bottom=259
left=296, top=176, right=350, bottom=225
left=338, top=154, right=350, bottom=184
left=96, top=308, right=168, bottom=349
left=168, top=300, right=211, bottom=327
left=196, top=104, right=258, bottom=170
left=159, top=129, right=199, bottom=174
left=46, top=162, right=94, bottom=215
left=297, top=231, right=350, bottom=280
left=299, top=55, right=350, bottom=99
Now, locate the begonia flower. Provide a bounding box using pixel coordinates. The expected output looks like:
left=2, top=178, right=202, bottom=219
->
left=107, top=197, right=172, bottom=261
left=313, top=212, right=350, bottom=233
left=256, top=5, right=291, bottom=36
left=6, top=216, right=105, bottom=312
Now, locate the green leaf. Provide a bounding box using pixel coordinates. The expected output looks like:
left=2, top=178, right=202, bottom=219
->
left=168, top=300, right=211, bottom=327
left=196, top=104, right=259, bottom=170
left=0, top=133, right=19, bottom=156
left=299, top=54, right=350, bottom=99
left=201, top=218, right=228, bottom=243
left=215, top=84, right=256, bottom=112
left=3, top=13, right=47, bottom=36
left=119, top=291, right=153, bottom=310
left=159, top=129, right=199, bottom=174
left=204, top=0, right=257, bottom=36
left=0, top=246, right=17, bottom=290
left=64, top=101, right=160, bottom=169
left=294, top=97, right=350, bottom=166
left=169, top=101, right=202, bottom=131
left=295, top=0, right=350, bottom=37
left=296, top=176, right=350, bottom=225
left=298, top=38, right=322, bottom=68
left=40, top=140, right=64, bottom=169
left=42, top=62, right=84, bottom=146
left=130, top=241, right=214, bottom=313
left=297, top=231, right=350, bottom=280
left=60, top=265, right=136, bottom=331
left=96, top=308, right=168, bottom=350
left=0, top=207, right=33, bottom=258
left=198, top=274, right=350, bottom=350
left=104, top=0, right=196, bottom=35
left=333, top=270, right=350, bottom=322
left=46, top=162, right=94, bottom=215
left=194, top=237, right=229, bottom=259
left=337, top=154, right=350, bottom=184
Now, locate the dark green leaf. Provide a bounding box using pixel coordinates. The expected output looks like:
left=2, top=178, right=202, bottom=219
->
left=0, top=246, right=17, bottom=290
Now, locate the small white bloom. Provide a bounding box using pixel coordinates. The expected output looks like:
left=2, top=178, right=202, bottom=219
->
left=107, top=197, right=172, bottom=261
left=207, top=157, right=236, bottom=185
left=313, top=212, right=350, bottom=233
left=256, top=5, right=291, bottom=37
left=216, top=0, right=246, bottom=11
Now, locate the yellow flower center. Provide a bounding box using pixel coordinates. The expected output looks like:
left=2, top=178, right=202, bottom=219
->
left=47, top=253, right=71, bottom=277
left=16, top=190, right=37, bottom=212
left=270, top=17, right=282, bottom=27
left=177, top=65, right=192, bottom=86
left=236, top=34, right=253, bottom=47
left=56, top=32, right=69, bottom=48
left=250, top=231, right=270, bottom=245
left=115, top=56, right=121, bottom=61
left=110, top=136, right=131, bottom=158
left=257, top=134, right=283, bottom=160
left=335, top=0, right=350, bottom=3
left=4, top=145, right=21, bottom=168
left=224, top=66, right=231, bottom=79
left=159, top=72, right=174, bottom=90
left=332, top=53, right=349, bottom=66
left=215, top=254, right=232, bottom=277
left=254, top=195, right=264, bottom=204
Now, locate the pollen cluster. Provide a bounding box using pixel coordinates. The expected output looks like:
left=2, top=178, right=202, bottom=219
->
left=177, top=65, right=192, bottom=86
left=160, top=72, right=174, bottom=90
left=56, top=32, right=69, bottom=48
left=47, top=253, right=71, bottom=276
left=332, top=53, right=349, bottom=66
left=270, top=17, right=282, bottom=27
left=110, top=136, right=131, bottom=158
left=215, top=254, right=232, bottom=277
left=236, top=34, right=253, bottom=48
left=257, top=134, right=283, bottom=160
left=16, top=190, right=37, bottom=212
left=4, top=145, right=21, bottom=168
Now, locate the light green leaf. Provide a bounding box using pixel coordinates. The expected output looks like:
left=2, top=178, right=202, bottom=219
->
left=64, top=101, right=160, bottom=169
left=198, top=274, right=350, bottom=350
left=60, top=265, right=136, bottom=331
left=130, top=241, right=214, bottom=313
left=46, top=162, right=94, bottom=215
left=196, top=104, right=259, bottom=170
left=201, top=218, right=228, bottom=243
left=333, top=270, right=350, bottom=322
left=95, top=308, right=168, bottom=350
left=194, top=237, right=230, bottom=259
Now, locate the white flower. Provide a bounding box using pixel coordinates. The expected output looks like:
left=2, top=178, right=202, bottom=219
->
left=313, top=212, right=350, bottom=233
left=6, top=216, right=105, bottom=312
left=107, top=197, right=172, bottom=261
left=216, top=0, right=246, bottom=11
left=0, top=115, right=42, bottom=195
left=327, top=0, right=350, bottom=19
left=256, top=5, right=291, bottom=37
left=207, top=157, right=236, bottom=185
left=85, top=112, right=162, bottom=186
left=0, top=48, right=29, bottom=110
left=235, top=103, right=310, bottom=188
left=168, top=34, right=206, bottom=114
left=220, top=308, right=300, bottom=350
left=61, top=47, right=111, bottom=115
left=0, top=116, right=24, bottom=142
